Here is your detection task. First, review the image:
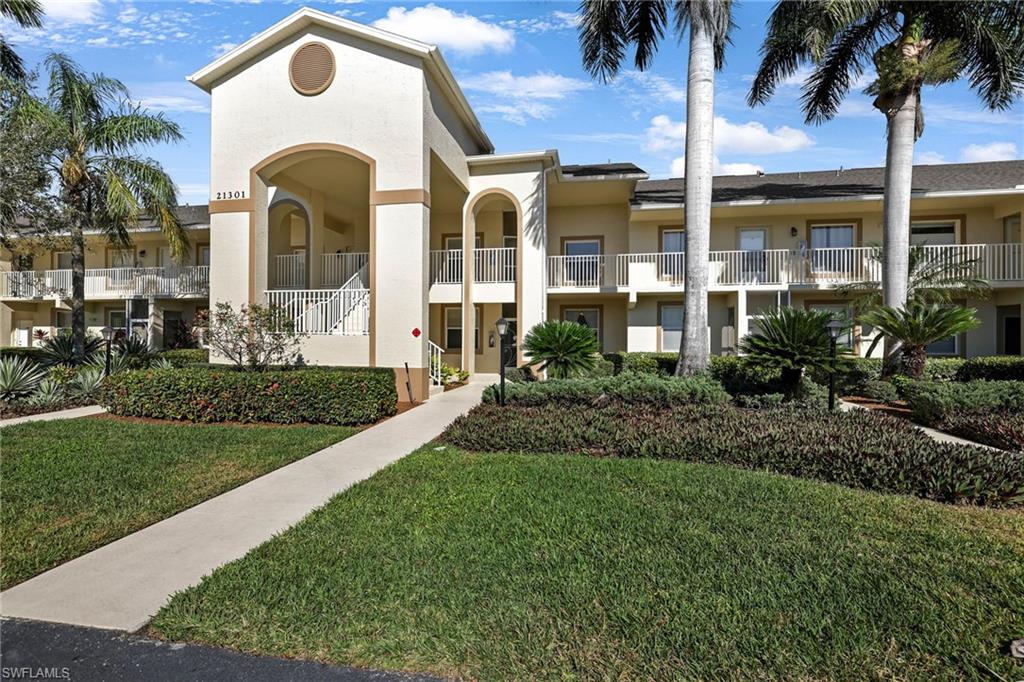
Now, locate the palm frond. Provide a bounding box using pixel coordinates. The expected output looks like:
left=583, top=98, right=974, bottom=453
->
left=1, top=0, right=44, bottom=28
left=92, top=109, right=184, bottom=153
left=578, top=0, right=629, bottom=81
left=102, top=155, right=188, bottom=260
left=860, top=303, right=979, bottom=348
left=675, top=0, right=736, bottom=69
left=625, top=0, right=668, bottom=71
left=747, top=1, right=813, bottom=106
left=0, top=35, right=26, bottom=81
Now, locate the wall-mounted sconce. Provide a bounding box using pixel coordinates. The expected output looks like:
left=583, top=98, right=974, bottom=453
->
left=789, top=226, right=798, bottom=238
left=488, top=332, right=496, bottom=348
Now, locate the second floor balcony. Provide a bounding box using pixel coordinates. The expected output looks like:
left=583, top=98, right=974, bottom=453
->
left=548, top=243, right=1024, bottom=291
left=0, top=266, right=210, bottom=301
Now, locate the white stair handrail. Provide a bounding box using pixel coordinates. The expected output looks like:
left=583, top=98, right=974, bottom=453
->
left=428, top=340, right=444, bottom=387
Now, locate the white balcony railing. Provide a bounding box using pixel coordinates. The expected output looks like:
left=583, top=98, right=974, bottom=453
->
left=547, top=255, right=615, bottom=288
left=429, top=248, right=516, bottom=285
left=266, top=287, right=369, bottom=335
left=322, top=252, right=369, bottom=287
left=0, top=266, right=210, bottom=299
left=274, top=253, right=306, bottom=289
left=576, top=243, right=1024, bottom=290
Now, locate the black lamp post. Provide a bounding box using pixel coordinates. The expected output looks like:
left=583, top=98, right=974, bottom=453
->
left=825, top=319, right=844, bottom=411
left=495, top=317, right=508, bottom=407
left=101, top=326, right=114, bottom=377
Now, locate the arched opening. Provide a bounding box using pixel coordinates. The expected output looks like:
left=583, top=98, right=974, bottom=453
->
left=268, top=199, right=310, bottom=289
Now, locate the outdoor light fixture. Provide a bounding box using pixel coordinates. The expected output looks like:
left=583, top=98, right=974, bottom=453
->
left=495, top=318, right=508, bottom=406
left=825, top=319, right=845, bottom=411
left=100, top=326, right=114, bottom=377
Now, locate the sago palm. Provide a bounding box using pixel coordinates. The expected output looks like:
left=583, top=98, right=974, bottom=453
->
left=14, top=54, right=187, bottom=360
left=523, top=320, right=600, bottom=379
left=837, top=243, right=991, bottom=316
left=860, top=303, right=979, bottom=378
left=748, top=0, right=1024, bottom=371
left=1, top=0, right=43, bottom=81
left=578, top=0, right=734, bottom=376
left=738, top=306, right=840, bottom=394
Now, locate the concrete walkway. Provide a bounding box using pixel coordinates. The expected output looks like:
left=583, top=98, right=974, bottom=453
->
left=0, top=405, right=106, bottom=428
left=839, top=399, right=1002, bottom=450
left=0, top=379, right=489, bottom=632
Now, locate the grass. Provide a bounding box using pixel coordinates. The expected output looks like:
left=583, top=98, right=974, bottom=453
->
left=150, top=447, right=1024, bottom=680
left=0, top=417, right=355, bottom=588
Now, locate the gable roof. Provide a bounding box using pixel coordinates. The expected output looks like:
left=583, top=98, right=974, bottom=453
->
left=561, top=163, right=647, bottom=179
left=633, top=160, right=1024, bottom=206
left=187, top=7, right=493, bottom=153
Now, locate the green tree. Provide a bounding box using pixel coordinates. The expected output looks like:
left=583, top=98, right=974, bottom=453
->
left=1, top=0, right=43, bottom=81
left=522, top=320, right=600, bottom=379
left=738, top=306, right=840, bottom=395
left=860, top=303, right=979, bottom=378
left=12, top=54, right=187, bottom=360
left=578, top=0, right=734, bottom=376
left=748, top=0, right=1024, bottom=371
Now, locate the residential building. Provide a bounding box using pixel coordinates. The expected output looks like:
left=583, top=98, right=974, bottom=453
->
left=2, top=8, right=1021, bottom=401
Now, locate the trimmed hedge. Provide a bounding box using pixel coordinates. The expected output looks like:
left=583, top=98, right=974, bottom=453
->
left=956, top=356, right=1024, bottom=382
left=158, top=348, right=209, bottom=367
left=482, top=374, right=730, bottom=407
left=441, top=404, right=1024, bottom=507
left=0, top=347, right=43, bottom=364
left=903, top=381, right=1024, bottom=424
left=101, top=367, right=396, bottom=425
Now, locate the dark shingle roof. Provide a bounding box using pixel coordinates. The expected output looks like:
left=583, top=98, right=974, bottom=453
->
left=561, top=162, right=647, bottom=178
left=632, top=161, right=1024, bottom=205
left=138, top=204, right=209, bottom=230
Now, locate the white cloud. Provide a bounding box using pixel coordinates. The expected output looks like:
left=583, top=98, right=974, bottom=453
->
left=644, top=115, right=814, bottom=156
left=136, top=95, right=210, bottom=114
left=212, top=42, right=237, bottom=57
left=915, top=151, right=947, bottom=165
left=550, top=132, right=643, bottom=144
left=670, top=156, right=764, bottom=177
left=959, top=142, right=1019, bottom=163
left=41, top=0, right=101, bottom=23
left=461, top=71, right=590, bottom=100
left=372, top=4, right=514, bottom=55
left=85, top=36, right=109, bottom=47
left=615, top=70, right=686, bottom=104
left=461, top=71, right=591, bottom=124
left=503, top=10, right=579, bottom=34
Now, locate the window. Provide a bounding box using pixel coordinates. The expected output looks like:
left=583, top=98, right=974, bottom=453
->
left=198, top=245, right=211, bottom=267
left=739, top=228, right=768, bottom=279
left=660, top=228, right=684, bottom=280
left=808, top=303, right=853, bottom=348
left=927, top=335, right=958, bottom=355
left=109, top=249, right=134, bottom=268
left=661, top=228, right=685, bottom=253
left=444, top=306, right=480, bottom=352
left=55, top=310, right=72, bottom=331
left=1004, top=214, right=1022, bottom=243
left=660, top=304, right=683, bottom=352
left=563, top=239, right=601, bottom=257
left=911, top=220, right=956, bottom=246
left=562, top=307, right=601, bottom=348
left=54, top=251, right=72, bottom=270
left=108, top=309, right=127, bottom=331
left=562, top=239, right=602, bottom=286
left=809, top=223, right=855, bottom=272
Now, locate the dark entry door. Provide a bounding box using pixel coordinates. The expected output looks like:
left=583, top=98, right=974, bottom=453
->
left=1005, top=315, right=1022, bottom=356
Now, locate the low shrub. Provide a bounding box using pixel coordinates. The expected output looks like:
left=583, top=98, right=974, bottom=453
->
left=158, top=348, right=209, bottom=367
left=101, top=367, right=396, bottom=425
left=903, top=381, right=1024, bottom=425
left=810, top=357, right=881, bottom=395
left=922, top=357, right=965, bottom=382
left=956, top=356, right=1024, bottom=382
left=0, top=347, right=43, bottom=364
left=481, top=373, right=730, bottom=408
left=939, top=411, right=1024, bottom=453
left=862, top=380, right=900, bottom=404
left=708, top=356, right=786, bottom=396
left=583, top=355, right=617, bottom=378
left=441, top=404, right=1024, bottom=507
left=504, top=365, right=536, bottom=383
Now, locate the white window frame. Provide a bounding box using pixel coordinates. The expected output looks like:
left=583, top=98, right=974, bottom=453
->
left=562, top=307, right=602, bottom=348
left=910, top=220, right=958, bottom=246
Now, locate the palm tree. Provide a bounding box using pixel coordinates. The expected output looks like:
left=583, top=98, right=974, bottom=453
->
left=15, top=54, right=187, bottom=360
left=1, top=0, right=43, bottom=81
left=748, top=1, right=1024, bottom=372
left=578, top=0, right=734, bottom=376
left=860, top=303, right=979, bottom=378
left=738, top=306, right=839, bottom=395
left=837, top=243, right=991, bottom=317
left=522, top=319, right=600, bottom=379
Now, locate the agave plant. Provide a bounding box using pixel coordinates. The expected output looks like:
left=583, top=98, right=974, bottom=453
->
left=738, top=307, right=842, bottom=394
left=87, top=351, right=132, bottom=376
left=0, top=356, right=47, bottom=401
left=116, top=334, right=153, bottom=367
left=27, top=379, right=65, bottom=407
left=72, top=366, right=106, bottom=399
left=522, top=320, right=599, bottom=380
left=860, top=303, right=979, bottom=379
left=148, top=357, right=174, bottom=370
left=38, top=330, right=103, bottom=367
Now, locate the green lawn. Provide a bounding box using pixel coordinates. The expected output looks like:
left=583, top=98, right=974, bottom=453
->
left=0, top=417, right=355, bottom=588
left=151, top=447, right=1024, bottom=680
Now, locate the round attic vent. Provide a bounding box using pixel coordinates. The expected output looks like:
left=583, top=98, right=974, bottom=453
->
left=289, top=42, right=335, bottom=96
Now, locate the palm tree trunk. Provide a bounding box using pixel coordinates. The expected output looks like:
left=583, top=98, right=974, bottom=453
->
left=880, top=90, right=917, bottom=375
left=677, top=18, right=714, bottom=376
left=70, top=219, right=86, bottom=362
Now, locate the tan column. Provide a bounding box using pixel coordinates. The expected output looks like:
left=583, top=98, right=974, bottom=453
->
left=462, top=209, right=476, bottom=374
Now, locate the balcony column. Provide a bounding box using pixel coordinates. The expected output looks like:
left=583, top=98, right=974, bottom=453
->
left=735, top=289, right=749, bottom=349
left=372, top=200, right=429, bottom=402
left=462, top=208, right=476, bottom=375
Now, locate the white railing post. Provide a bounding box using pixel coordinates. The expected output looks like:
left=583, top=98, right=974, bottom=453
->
left=428, top=340, right=444, bottom=387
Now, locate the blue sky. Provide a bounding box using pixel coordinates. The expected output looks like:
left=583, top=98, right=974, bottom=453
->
left=7, top=0, right=1023, bottom=204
